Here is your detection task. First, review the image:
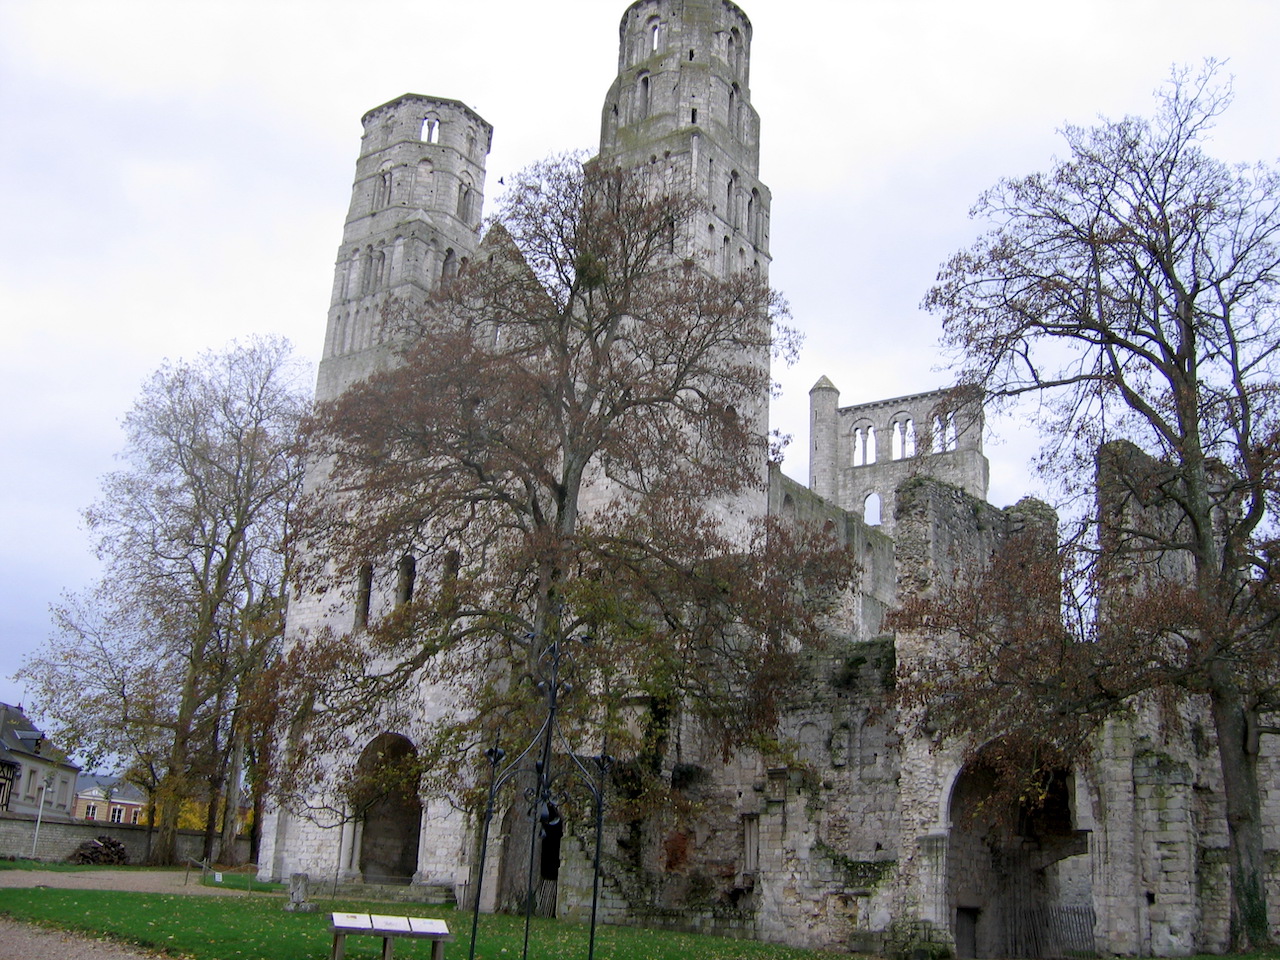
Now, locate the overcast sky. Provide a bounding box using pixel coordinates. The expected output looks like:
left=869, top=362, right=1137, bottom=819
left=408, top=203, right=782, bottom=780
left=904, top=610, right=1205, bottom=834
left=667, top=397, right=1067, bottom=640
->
left=3, top=0, right=1279, bottom=714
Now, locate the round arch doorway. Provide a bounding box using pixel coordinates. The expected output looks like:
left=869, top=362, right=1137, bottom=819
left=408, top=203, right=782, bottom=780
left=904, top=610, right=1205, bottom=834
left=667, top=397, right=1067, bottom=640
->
left=355, top=733, right=422, bottom=885
left=947, top=755, right=1092, bottom=958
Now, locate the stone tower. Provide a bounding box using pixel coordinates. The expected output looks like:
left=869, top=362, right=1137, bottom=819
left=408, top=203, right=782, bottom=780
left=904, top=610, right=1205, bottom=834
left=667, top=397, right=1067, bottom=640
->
left=597, top=0, right=775, bottom=524
left=598, top=0, right=771, bottom=281
left=317, top=94, right=492, bottom=403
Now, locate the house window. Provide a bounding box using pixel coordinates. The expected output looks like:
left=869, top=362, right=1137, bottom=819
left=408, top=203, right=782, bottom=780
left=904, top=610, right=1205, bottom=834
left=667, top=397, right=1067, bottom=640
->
left=85, top=803, right=98, bottom=820
left=110, top=806, right=124, bottom=824
left=25, top=768, right=37, bottom=799
left=0, top=763, right=15, bottom=810
left=131, top=809, right=141, bottom=825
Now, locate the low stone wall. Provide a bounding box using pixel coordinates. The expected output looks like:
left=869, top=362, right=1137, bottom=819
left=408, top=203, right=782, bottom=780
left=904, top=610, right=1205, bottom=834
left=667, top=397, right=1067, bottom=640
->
left=0, top=811, right=249, bottom=865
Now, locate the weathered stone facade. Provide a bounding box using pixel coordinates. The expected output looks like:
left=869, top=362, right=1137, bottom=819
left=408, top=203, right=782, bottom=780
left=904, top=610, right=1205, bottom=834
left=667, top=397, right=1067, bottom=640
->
left=259, top=1, right=1280, bottom=955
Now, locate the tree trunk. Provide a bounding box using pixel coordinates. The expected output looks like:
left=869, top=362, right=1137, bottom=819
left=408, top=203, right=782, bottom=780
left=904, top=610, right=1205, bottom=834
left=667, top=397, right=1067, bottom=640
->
left=1209, top=667, right=1272, bottom=950
left=151, top=771, right=184, bottom=865
left=217, top=715, right=246, bottom=866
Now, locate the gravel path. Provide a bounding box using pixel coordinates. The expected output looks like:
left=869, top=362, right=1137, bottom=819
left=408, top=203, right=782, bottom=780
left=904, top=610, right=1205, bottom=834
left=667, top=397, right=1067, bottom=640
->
left=0, top=867, right=263, bottom=959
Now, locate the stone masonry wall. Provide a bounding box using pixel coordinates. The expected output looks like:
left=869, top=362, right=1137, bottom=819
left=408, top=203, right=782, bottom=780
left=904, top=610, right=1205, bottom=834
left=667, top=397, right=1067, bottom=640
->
left=1, top=811, right=248, bottom=865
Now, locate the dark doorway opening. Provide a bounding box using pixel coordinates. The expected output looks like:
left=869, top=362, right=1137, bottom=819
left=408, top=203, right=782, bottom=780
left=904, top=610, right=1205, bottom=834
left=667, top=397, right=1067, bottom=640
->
left=355, top=733, right=422, bottom=885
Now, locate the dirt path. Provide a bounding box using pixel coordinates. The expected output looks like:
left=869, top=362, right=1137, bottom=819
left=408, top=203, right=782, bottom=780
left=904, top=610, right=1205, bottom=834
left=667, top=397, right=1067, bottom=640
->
left=0, top=867, right=264, bottom=959
left=0, top=917, right=160, bottom=960
left=0, top=867, right=258, bottom=895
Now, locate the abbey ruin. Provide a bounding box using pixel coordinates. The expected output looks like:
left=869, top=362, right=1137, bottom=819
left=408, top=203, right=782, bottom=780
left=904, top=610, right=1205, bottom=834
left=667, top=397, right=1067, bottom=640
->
left=257, top=2, right=1280, bottom=955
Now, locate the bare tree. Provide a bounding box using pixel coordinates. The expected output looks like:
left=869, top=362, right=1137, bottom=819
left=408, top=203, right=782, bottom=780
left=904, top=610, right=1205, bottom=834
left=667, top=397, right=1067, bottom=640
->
left=276, top=156, right=854, bottom=822
left=913, top=64, right=1280, bottom=948
left=22, top=336, right=309, bottom=865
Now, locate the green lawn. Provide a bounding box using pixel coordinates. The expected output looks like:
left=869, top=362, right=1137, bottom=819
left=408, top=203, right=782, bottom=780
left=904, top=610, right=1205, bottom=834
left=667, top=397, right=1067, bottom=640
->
left=0, top=887, right=849, bottom=960
left=0, top=857, right=175, bottom=873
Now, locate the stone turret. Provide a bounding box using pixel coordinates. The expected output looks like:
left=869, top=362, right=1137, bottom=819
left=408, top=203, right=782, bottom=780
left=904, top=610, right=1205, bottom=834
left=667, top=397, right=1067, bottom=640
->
left=317, top=94, right=492, bottom=403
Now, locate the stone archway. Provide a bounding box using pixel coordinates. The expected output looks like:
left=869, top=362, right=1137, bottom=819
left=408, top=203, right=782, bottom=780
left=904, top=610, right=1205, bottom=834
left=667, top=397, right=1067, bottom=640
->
left=946, top=757, right=1092, bottom=958
left=355, top=733, right=422, bottom=885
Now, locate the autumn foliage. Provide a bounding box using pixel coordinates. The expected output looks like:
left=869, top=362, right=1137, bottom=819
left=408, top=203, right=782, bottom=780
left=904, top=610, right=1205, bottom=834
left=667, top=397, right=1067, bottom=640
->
left=274, top=156, right=854, bottom=813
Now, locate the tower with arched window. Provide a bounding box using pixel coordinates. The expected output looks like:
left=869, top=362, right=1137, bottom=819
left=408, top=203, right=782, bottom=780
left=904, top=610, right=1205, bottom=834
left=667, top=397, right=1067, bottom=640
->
left=599, top=0, right=770, bottom=282
left=317, top=94, right=492, bottom=404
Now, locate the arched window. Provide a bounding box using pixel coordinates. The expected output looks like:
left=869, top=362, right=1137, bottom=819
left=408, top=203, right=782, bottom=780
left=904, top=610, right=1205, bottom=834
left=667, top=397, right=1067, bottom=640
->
left=442, top=248, right=458, bottom=281
left=728, top=171, right=740, bottom=229
left=343, top=250, right=360, bottom=299
left=354, top=563, right=373, bottom=631
left=728, top=85, right=737, bottom=137
left=420, top=115, right=439, bottom=143
left=648, top=17, right=661, bottom=52
left=396, top=555, right=416, bottom=606
left=413, top=159, right=434, bottom=207
left=932, top=414, right=957, bottom=452
left=831, top=724, right=851, bottom=767
left=903, top=418, right=917, bottom=457
left=636, top=72, right=651, bottom=119
left=359, top=246, right=373, bottom=295
left=865, top=425, right=877, bottom=464
left=456, top=174, right=474, bottom=222
left=722, top=235, right=731, bottom=278
left=466, top=128, right=477, bottom=158
left=378, top=169, right=392, bottom=209
left=864, top=492, right=882, bottom=527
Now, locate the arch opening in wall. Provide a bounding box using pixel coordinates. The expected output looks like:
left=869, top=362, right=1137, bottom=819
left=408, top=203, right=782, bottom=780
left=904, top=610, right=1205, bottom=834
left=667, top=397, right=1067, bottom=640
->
left=456, top=174, right=475, bottom=223
left=892, top=417, right=916, bottom=460
left=863, top=492, right=881, bottom=526
left=396, top=555, right=416, bottom=606
left=420, top=115, right=439, bottom=143
left=377, top=164, right=393, bottom=209
left=853, top=424, right=878, bottom=465
left=945, top=748, right=1092, bottom=959
left=359, top=246, right=374, bottom=295
left=933, top=413, right=958, bottom=453
left=413, top=159, right=434, bottom=207
left=636, top=72, right=651, bottom=120
left=354, top=733, right=422, bottom=885
left=354, top=563, right=373, bottom=630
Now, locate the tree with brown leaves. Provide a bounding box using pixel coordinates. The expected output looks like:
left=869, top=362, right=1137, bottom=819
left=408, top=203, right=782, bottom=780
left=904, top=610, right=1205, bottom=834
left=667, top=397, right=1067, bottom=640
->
left=275, top=156, right=854, bottom=835
left=909, top=64, right=1280, bottom=948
